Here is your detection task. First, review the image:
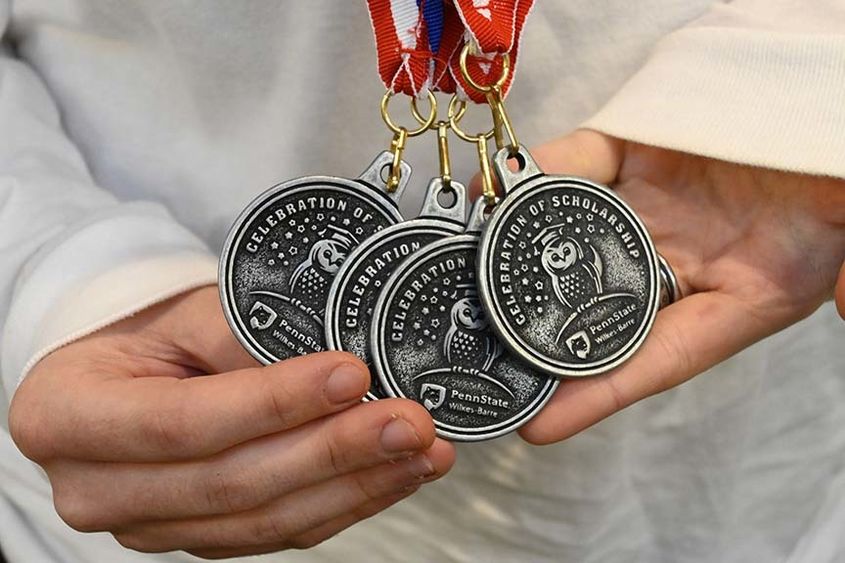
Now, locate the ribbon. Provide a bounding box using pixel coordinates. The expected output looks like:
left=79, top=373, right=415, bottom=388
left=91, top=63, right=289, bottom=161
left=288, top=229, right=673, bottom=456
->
left=366, top=0, right=534, bottom=102
left=451, top=0, right=534, bottom=102
left=366, top=0, right=462, bottom=97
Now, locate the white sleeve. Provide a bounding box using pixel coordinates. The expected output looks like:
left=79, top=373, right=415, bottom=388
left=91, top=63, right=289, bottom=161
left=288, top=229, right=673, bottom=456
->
left=584, top=0, right=845, bottom=179
left=0, top=4, right=217, bottom=400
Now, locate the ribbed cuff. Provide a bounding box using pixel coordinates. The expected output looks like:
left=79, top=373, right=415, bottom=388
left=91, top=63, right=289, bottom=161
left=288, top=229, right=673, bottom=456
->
left=1, top=202, right=219, bottom=392
left=15, top=253, right=218, bottom=386
left=584, top=27, right=845, bottom=178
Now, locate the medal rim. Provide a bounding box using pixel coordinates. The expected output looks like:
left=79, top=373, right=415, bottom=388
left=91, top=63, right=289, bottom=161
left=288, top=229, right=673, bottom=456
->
left=477, top=175, right=660, bottom=378
left=371, top=233, right=560, bottom=441
left=325, top=216, right=466, bottom=401
left=219, top=175, right=404, bottom=365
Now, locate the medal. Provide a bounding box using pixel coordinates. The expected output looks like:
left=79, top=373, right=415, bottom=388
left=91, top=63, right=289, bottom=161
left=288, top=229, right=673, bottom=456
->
left=477, top=147, right=661, bottom=377
left=219, top=151, right=411, bottom=364
left=326, top=119, right=468, bottom=401
left=444, top=39, right=669, bottom=379
left=371, top=200, right=559, bottom=441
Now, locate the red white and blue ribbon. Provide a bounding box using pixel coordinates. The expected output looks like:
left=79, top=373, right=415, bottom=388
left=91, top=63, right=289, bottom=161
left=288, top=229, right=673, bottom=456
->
left=451, top=0, right=534, bottom=102
left=366, top=0, right=534, bottom=102
left=366, top=0, right=462, bottom=97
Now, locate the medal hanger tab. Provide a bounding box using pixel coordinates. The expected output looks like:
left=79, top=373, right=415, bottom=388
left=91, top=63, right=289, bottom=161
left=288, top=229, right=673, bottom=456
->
left=357, top=150, right=412, bottom=202
left=492, top=145, right=543, bottom=194
left=465, top=197, right=490, bottom=234
left=419, top=178, right=467, bottom=223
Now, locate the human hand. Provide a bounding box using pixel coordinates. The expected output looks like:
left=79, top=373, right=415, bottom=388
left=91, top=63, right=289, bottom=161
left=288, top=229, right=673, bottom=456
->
left=8, top=286, right=455, bottom=559
left=496, top=130, right=845, bottom=444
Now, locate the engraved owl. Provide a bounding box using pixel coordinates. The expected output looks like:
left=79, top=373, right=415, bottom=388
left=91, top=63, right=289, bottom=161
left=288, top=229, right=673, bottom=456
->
left=536, top=228, right=604, bottom=310
left=289, top=225, right=358, bottom=310
left=444, top=295, right=502, bottom=372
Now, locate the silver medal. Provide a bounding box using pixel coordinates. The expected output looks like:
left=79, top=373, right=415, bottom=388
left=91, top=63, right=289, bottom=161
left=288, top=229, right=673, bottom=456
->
left=372, top=200, right=559, bottom=441
left=219, top=152, right=409, bottom=364
left=477, top=147, right=661, bottom=377
left=325, top=178, right=467, bottom=401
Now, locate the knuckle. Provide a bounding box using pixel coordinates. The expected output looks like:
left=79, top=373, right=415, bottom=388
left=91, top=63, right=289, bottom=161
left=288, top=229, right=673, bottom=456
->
left=112, top=532, right=162, bottom=554
left=52, top=486, right=102, bottom=533
left=252, top=510, right=294, bottom=545
left=203, top=470, right=255, bottom=514
left=601, top=376, right=630, bottom=412
left=653, top=322, right=693, bottom=381
left=289, top=532, right=325, bottom=550
left=263, top=377, right=300, bottom=430
left=321, top=424, right=354, bottom=476
left=144, top=401, right=199, bottom=457
left=9, top=384, right=53, bottom=460
left=347, top=468, right=382, bottom=504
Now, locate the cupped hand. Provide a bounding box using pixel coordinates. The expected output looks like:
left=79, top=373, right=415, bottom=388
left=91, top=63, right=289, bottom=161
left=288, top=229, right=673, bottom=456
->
left=8, top=286, right=455, bottom=559
left=500, top=130, right=845, bottom=444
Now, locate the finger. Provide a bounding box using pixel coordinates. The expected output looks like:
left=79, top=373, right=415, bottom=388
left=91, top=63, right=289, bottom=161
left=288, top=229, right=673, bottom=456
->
left=188, top=488, right=418, bottom=559
left=113, top=439, right=455, bottom=554
left=468, top=129, right=625, bottom=199
left=50, top=399, right=440, bottom=528
left=836, top=261, right=845, bottom=320
left=519, top=291, right=777, bottom=444
left=25, top=352, right=372, bottom=462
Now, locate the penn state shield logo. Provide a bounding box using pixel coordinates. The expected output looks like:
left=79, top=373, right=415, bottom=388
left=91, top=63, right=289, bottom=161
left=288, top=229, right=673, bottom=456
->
left=420, top=383, right=447, bottom=411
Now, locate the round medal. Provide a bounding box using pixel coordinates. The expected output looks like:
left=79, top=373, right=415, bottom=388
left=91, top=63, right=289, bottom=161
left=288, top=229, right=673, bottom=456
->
left=325, top=179, right=467, bottom=401
left=478, top=148, right=660, bottom=378
left=220, top=152, right=408, bottom=364
left=372, top=201, right=559, bottom=441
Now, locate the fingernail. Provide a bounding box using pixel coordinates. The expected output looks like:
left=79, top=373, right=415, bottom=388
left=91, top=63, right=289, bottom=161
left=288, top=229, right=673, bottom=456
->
left=402, top=453, right=436, bottom=479
left=380, top=416, right=423, bottom=454
left=326, top=364, right=367, bottom=405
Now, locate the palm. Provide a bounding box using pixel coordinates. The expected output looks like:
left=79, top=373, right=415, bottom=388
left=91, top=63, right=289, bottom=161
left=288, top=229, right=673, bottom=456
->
left=516, top=131, right=845, bottom=444
left=619, top=142, right=844, bottom=325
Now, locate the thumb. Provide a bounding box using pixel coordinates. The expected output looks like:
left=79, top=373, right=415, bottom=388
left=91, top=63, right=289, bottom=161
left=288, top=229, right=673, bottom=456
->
left=836, top=261, right=845, bottom=320
left=468, top=129, right=625, bottom=199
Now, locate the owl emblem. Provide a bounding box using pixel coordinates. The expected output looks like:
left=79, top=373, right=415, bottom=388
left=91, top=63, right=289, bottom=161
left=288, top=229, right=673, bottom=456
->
left=289, top=225, right=358, bottom=310
left=444, top=295, right=502, bottom=372
left=536, top=229, right=604, bottom=310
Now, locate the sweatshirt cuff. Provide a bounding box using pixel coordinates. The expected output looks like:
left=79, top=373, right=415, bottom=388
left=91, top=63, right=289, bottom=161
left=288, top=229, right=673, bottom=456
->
left=1, top=202, right=220, bottom=393
left=584, top=27, right=845, bottom=179
left=16, top=253, right=218, bottom=386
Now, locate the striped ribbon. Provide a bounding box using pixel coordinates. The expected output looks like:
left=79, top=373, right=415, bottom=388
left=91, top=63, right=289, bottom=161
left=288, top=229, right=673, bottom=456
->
left=367, top=1, right=534, bottom=102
